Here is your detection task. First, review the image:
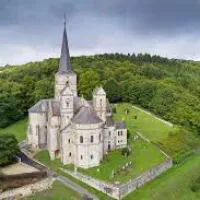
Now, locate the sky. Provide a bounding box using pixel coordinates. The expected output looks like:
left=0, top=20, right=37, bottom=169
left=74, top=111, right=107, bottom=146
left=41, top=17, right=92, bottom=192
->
left=1, top=0, right=200, bottom=66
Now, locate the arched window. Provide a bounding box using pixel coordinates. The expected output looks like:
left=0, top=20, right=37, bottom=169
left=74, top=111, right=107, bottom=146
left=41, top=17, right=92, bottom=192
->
left=69, top=152, right=71, bottom=157
left=80, top=136, right=83, bottom=143
left=81, top=155, right=83, bottom=160
left=90, top=135, right=94, bottom=143
left=68, top=139, right=70, bottom=144
left=91, top=155, right=93, bottom=159
left=99, top=134, right=101, bottom=141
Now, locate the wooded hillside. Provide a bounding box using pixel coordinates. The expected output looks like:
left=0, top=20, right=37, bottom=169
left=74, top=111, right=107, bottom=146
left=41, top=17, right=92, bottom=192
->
left=0, top=53, right=200, bottom=134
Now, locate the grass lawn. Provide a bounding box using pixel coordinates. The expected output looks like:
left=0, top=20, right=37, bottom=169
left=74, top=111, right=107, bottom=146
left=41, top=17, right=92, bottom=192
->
left=36, top=134, right=166, bottom=184
left=113, top=103, right=175, bottom=141
left=35, top=103, right=168, bottom=183
left=26, top=180, right=81, bottom=200
left=0, top=118, right=27, bottom=142
left=80, top=136, right=166, bottom=183
left=124, top=153, right=200, bottom=200
left=35, top=151, right=113, bottom=200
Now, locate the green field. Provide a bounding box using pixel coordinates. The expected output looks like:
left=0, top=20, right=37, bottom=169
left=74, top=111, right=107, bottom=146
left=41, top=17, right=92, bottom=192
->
left=35, top=103, right=167, bottom=183
left=4, top=103, right=200, bottom=199
left=0, top=118, right=27, bottom=142
left=35, top=151, right=113, bottom=200
left=36, top=135, right=166, bottom=184
left=124, top=153, right=200, bottom=200
left=80, top=137, right=165, bottom=183
left=114, top=103, right=175, bottom=141
left=26, top=180, right=81, bottom=200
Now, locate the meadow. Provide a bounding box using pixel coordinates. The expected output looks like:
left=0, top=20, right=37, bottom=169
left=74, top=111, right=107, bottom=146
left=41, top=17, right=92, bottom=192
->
left=124, top=153, right=200, bottom=200
left=0, top=118, right=27, bottom=142
left=26, top=180, right=81, bottom=200
left=2, top=103, right=200, bottom=199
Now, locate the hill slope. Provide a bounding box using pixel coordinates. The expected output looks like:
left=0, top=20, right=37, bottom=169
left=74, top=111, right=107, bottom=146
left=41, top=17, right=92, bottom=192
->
left=1, top=53, right=200, bottom=133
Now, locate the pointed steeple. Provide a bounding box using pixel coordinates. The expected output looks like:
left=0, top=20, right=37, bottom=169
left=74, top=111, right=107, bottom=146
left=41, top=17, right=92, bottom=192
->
left=59, top=14, right=72, bottom=73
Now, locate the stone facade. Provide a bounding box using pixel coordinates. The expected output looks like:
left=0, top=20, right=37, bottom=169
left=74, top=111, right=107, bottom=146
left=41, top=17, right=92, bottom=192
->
left=27, top=23, right=127, bottom=169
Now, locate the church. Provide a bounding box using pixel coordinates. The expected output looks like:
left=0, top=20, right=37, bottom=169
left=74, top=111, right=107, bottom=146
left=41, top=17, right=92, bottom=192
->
left=27, top=22, right=127, bottom=169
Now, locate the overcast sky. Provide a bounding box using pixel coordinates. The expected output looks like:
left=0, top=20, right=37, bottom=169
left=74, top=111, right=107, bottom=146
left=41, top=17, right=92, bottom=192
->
left=1, top=0, right=200, bottom=66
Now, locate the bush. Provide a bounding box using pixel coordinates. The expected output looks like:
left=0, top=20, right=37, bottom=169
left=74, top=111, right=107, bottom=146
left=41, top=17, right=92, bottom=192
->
left=127, top=129, right=131, bottom=139
left=121, top=147, right=130, bottom=157
left=0, top=134, right=19, bottom=166
left=154, top=129, right=200, bottom=164
left=112, top=106, right=117, bottom=114
left=191, top=177, right=200, bottom=192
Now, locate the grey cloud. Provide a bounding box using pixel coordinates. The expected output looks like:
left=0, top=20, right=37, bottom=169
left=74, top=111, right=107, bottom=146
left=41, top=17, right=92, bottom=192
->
left=1, top=0, right=200, bottom=66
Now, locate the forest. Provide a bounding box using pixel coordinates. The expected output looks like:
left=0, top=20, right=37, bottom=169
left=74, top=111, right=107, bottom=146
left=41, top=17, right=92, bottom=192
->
left=0, top=53, right=200, bottom=136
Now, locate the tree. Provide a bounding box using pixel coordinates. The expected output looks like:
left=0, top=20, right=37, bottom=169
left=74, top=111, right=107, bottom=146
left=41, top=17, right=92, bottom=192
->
left=104, top=78, right=122, bottom=103
left=78, top=71, right=101, bottom=99
left=0, top=135, right=19, bottom=166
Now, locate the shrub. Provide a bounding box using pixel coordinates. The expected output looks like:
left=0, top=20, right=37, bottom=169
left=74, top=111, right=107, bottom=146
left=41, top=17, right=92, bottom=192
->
left=127, top=129, right=131, bottom=139
left=191, top=177, right=200, bottom=192
left=121, top=147, right=130, bottom=157
left=112, top=106, right=117, bottom=114
left=0, top=134, right=19, bottom=166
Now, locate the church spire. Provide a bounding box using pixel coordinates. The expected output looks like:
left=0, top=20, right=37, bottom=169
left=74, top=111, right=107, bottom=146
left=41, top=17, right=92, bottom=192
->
left=59, top=14, right=72, bottom=73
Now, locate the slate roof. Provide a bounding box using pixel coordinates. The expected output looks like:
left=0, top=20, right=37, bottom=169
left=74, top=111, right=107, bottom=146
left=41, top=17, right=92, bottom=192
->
left=28, top=100, right=48, bottom=113
left=49, top=100, right=60, bottom=116
left=115, top=121, right=126, bottom=129
left=59, top=24, right=72, bottom=73
left=72, top=106, right=102, bottom=124
left=105, top=117, right=115, bottom=127
left=73, top=97, right=82, bottom=114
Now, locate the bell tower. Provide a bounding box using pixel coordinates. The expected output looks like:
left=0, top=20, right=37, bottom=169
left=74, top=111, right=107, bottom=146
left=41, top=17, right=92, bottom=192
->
left=55, top=16, right=77, bottom=100
left=93, top=86, right=107, bottom=122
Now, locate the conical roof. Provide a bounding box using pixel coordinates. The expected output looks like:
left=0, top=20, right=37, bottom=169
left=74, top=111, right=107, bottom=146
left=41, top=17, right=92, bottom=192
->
left=59, top=23, right=72, bottom=73
left=72, top=106, right=102, bottom=124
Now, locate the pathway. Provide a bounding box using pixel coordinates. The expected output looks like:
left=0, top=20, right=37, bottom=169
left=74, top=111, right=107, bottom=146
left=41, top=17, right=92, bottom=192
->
left=57, top=175, right=98, bottom=200
left=19, top=141, right=99, bottom=200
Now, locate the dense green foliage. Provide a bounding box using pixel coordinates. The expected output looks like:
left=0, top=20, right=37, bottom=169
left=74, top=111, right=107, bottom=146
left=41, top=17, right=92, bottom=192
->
left=0, top=135, right=19, bottom=166
left=1, top=53, right=200, bottom=134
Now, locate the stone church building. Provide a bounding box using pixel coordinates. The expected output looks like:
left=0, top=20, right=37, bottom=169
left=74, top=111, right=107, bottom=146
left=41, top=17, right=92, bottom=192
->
left=27, top=22, right=127, bottom=169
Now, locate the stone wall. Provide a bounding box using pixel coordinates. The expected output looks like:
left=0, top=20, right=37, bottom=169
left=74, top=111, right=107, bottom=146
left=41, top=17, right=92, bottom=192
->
left=0, top=177, right=54, bottom=200
left=61, top=159, right=173, bottom=200
left=119, top=159, right=173, bottom=199
left=60, top=168, right=120, bottom=199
